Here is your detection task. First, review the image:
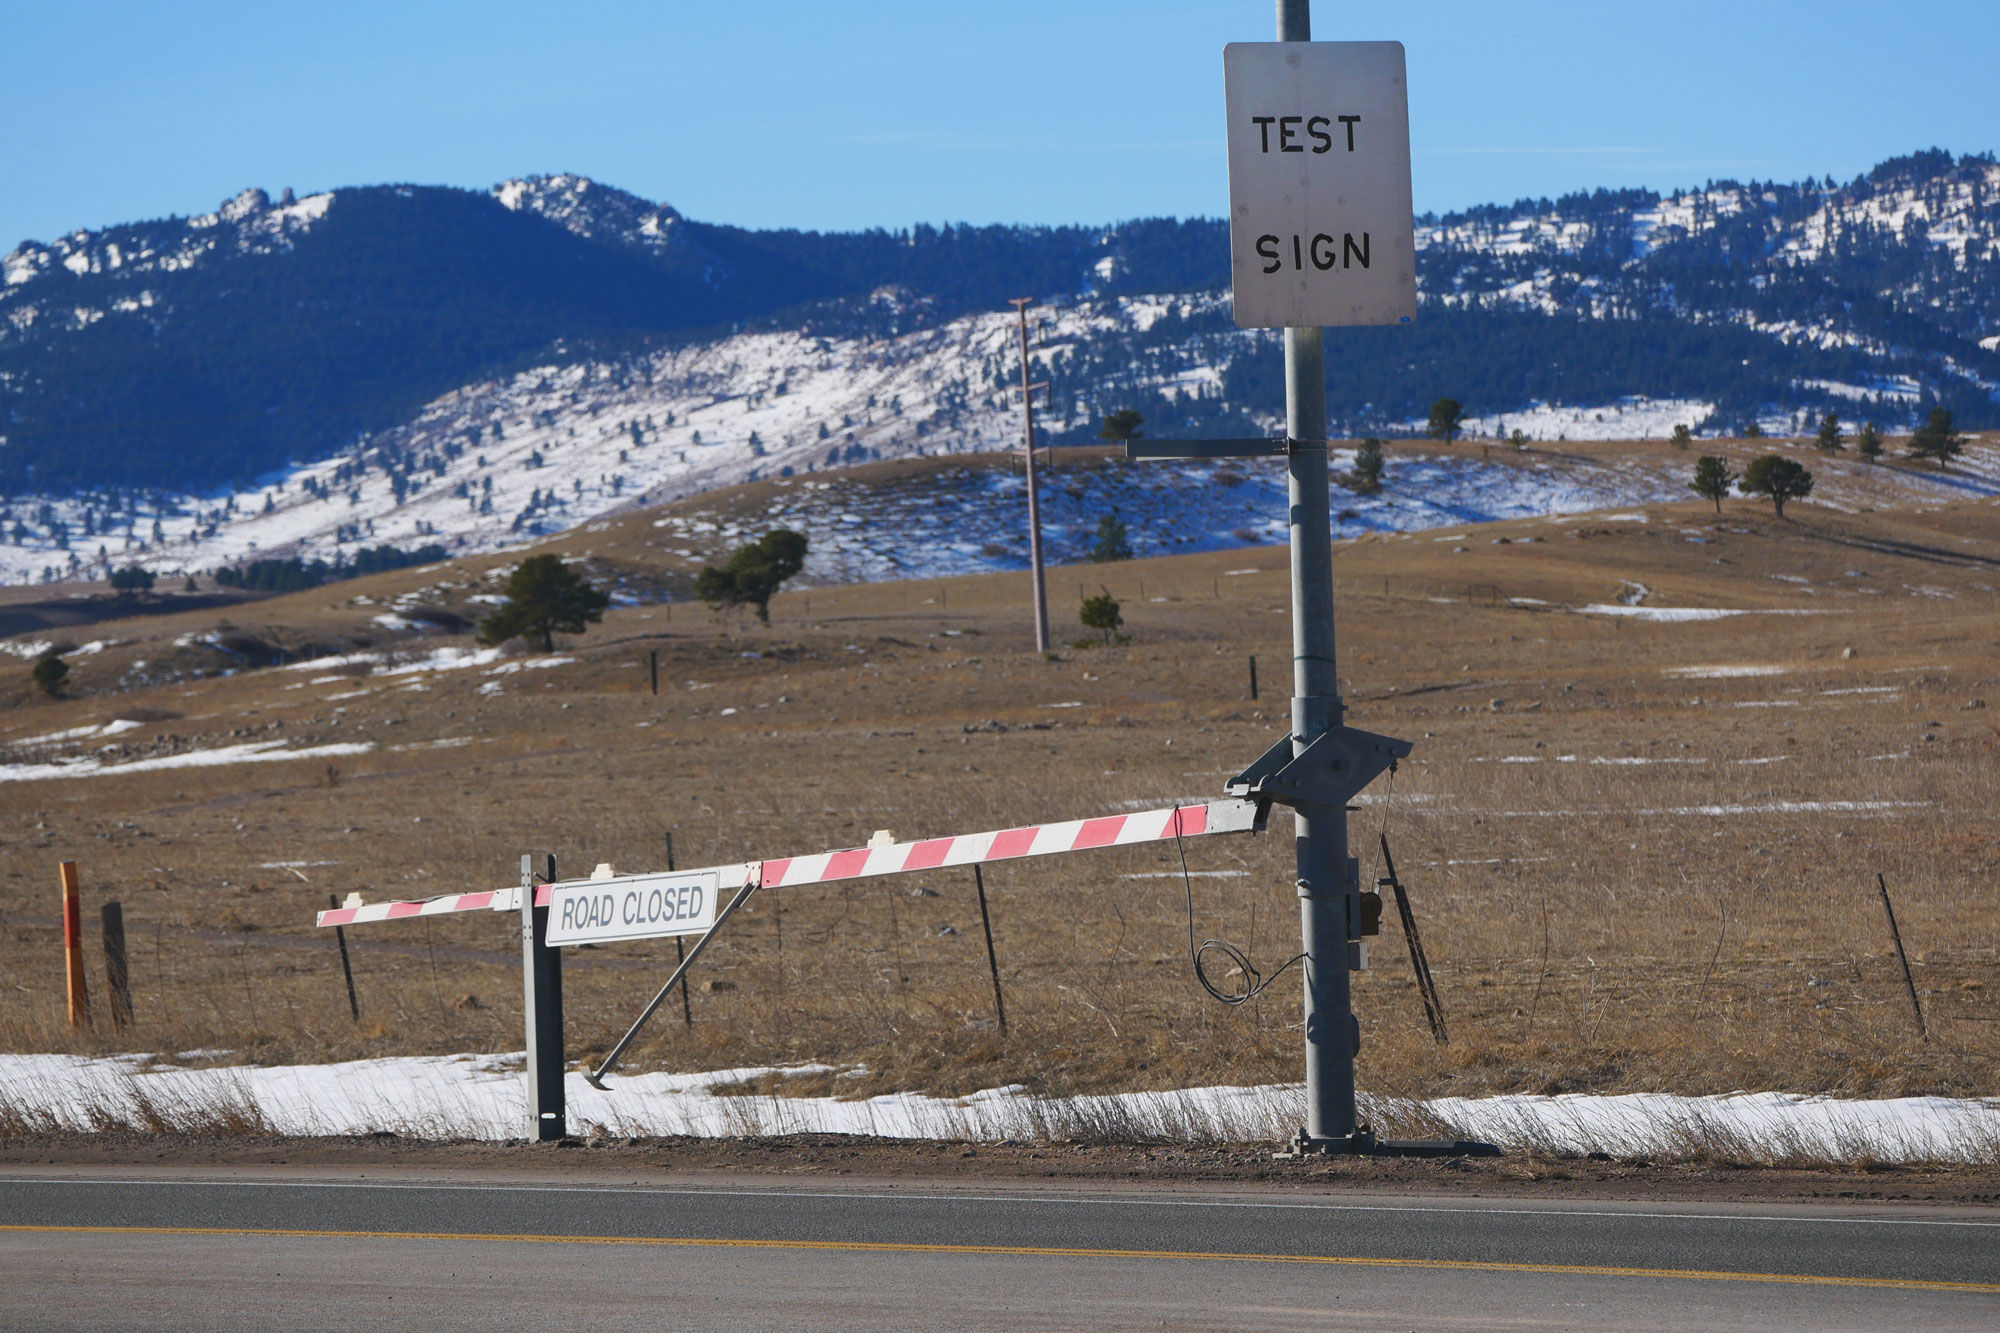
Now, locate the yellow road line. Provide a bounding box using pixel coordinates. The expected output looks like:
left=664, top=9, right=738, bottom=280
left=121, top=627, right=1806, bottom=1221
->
left=2, top=1224, right=1994, bottom=1294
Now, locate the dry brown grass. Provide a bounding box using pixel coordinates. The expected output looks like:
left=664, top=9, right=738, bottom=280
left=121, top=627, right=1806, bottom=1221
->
left=1, top=463, right=1996, bottom=1112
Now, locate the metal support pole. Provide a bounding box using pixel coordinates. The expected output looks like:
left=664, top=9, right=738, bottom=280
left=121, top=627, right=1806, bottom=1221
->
left=520, top=852, right=565, bottom=1140
left=1277, top=0, right=1364, bottom=1152
left=1011, top=297, right=1051, bottom=653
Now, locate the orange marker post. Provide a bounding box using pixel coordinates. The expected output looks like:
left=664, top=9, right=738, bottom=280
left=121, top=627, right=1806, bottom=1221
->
left=60, top=861, right=90, bottom=1027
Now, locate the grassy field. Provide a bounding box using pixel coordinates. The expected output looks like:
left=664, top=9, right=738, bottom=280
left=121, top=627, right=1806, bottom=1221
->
left=1, top=437, right=1995, bottom=1113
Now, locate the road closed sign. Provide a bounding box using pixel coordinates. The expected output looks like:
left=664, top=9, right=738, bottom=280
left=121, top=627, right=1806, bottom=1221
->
left=1223, top=41, right=1415, bottom=329
left=547, top=869, right=721, bottom=945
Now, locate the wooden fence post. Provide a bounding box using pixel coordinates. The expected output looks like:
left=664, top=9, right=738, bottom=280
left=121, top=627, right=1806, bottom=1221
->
left=60, top=861, right=89, bottom=1028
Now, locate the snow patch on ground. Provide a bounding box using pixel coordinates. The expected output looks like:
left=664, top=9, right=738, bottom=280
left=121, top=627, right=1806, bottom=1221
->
left=1579, top=606, right=1832, bottom=621
left=0, top=740, right=372, bottom=783
left=1664, top=665, right=1793, bottom=677
left=1, top=1054, right=1993, bottom=1163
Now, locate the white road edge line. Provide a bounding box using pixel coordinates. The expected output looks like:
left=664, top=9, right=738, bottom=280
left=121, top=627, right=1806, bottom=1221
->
left=7, top=1178, right=1995, bottom=1228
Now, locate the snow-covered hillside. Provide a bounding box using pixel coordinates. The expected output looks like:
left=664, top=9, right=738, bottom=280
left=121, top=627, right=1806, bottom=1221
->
left=643, top=450, right=1696, bottom=587
left=5, top=152, right=1999, bottom=587
left=3, top=281, right=1997, bottom=588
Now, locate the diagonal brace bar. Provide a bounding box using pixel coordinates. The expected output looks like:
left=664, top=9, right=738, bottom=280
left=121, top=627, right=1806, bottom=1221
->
left=583, top=872, right=764, bottom=1089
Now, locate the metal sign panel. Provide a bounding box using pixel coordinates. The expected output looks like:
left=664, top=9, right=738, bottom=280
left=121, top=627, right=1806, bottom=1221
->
left=546, top=870, right=720, bottom=946
left=1223, top=41, right=1415, bottom=329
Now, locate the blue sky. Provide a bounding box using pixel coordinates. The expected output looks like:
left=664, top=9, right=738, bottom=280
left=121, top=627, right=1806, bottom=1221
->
left=6, top=1, right=1998, bottom=246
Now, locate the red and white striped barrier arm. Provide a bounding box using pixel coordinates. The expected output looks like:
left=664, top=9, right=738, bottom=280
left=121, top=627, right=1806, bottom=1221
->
left=318, top=887, right=518, bottom=928
left=759, top=800, right=1256, bottom=888
left=315, top=799, right=1261, bottom=928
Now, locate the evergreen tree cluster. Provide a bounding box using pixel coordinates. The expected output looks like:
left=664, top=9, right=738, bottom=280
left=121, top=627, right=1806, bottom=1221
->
left=212, top=543, right=447, bottom=592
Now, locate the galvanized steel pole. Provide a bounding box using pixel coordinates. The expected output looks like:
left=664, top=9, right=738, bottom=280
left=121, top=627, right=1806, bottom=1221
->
left=1278, top=0, right=1360, bottom=1147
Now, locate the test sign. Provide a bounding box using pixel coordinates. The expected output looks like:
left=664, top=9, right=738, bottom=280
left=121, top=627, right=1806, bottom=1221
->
left=1223, top=41, right=1415, bottom=329
left=546, top=869, right=720, bottom=946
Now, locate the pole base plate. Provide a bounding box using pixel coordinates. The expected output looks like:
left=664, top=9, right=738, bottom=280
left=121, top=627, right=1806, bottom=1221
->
left=1273, top=1126, right=1500, bottom=1159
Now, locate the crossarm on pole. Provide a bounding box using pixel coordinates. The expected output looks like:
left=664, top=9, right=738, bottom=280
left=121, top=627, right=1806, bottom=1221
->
left=1124, top=438, right=1291, bottom=460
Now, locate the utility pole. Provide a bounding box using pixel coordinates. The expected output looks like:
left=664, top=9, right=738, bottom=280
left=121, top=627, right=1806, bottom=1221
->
left=1274, top=0, right=1359, bottom=1152
left=1121, top=0, right=1444, bottom=1154
left=1009, top=297, right=1052, bottom=653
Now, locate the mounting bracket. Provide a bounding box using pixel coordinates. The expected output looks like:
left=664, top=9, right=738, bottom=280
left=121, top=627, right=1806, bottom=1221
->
left=1226, top=723, right=1412, bottom=813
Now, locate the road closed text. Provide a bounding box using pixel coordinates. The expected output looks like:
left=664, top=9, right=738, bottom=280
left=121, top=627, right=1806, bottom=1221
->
left=547, top=870, right=722, bottom=945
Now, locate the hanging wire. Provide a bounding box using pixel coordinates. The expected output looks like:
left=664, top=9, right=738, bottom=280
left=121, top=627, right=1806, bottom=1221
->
left=1172, top=806, right=1306, bottom=1006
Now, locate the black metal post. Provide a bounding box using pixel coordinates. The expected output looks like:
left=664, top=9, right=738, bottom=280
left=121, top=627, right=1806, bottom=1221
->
left=1380, top=835, right=1447, bottom=1045
left=668, top=833, right=691, bottom=1028
left=521, top=852, right=566, bottom=1140
left=329, top=893, right=360, bottom=1021
left=973, top=866, right=1007, bottom=1034
left=1876, top=873, right=1928, bottom=1042
left=100, top=901, right=132, bottom=1027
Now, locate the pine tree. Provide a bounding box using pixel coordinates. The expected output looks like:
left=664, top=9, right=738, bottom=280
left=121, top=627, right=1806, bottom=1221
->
left=1689, top=455, right=1737, bottom=514
left=1740, top=454, right=1814, bottom=519
left=1079, top=591, right=1123, bottom=645
left=31, top=653, right=67, bottom=697
left=1906, top=407, right=1964, bottom=468
left=1088, top=512, right=1133, bottom=562
left=477, top=554, right=610, bottom=650
left=1353, top=437, right=1386, bottom=490
left=1856, top=421, right=1883, bottom=463
left=1814, top=411, right=1844, bottom=452
left=694, top=529, right=809, bottom=623
left=1427, top=398, right=1465, bottom=444
left=1670, top=424, right=1694, bottom=450
left=1097, top=409, right=1144, bottom=445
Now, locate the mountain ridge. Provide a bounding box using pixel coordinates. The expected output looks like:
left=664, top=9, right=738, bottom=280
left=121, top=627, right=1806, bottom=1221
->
left=0, top=150, right=1996, bottom=585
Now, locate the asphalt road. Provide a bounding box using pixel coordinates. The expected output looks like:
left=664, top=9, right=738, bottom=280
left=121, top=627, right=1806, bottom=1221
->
left=1, top=1169, right=1996, bottom=1330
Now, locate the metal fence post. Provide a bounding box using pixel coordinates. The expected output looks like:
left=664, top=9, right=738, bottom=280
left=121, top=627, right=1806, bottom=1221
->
left=329, top=893, right=361, bottom=1021
left=100, top=901, right=132, bottom=1027
left=520, top=853, right=565, bottom=1140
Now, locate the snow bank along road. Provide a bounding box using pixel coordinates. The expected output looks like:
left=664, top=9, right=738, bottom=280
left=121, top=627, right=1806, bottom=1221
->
left=1, top=1171, right=1994, bottom=1330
